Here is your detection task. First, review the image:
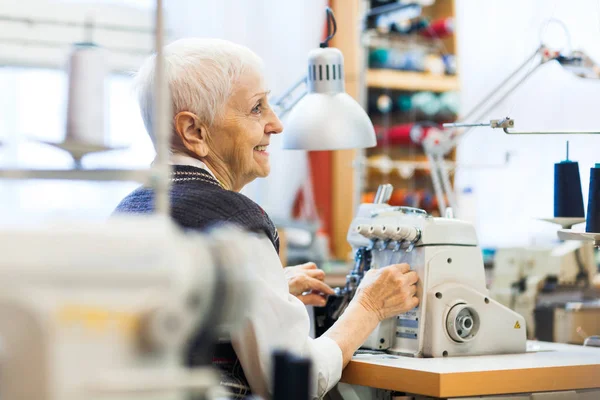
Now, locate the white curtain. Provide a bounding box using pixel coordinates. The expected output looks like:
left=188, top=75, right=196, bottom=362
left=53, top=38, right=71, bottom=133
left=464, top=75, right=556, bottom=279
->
left=165, top=0, right=328, bottom=220
left=455, top=0, right=600, bottom=248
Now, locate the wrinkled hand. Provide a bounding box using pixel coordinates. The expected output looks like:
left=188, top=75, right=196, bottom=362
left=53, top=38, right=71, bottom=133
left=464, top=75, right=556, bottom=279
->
left=354, top=263, right=419, bottom=321
left=284, top=262, right=335, bottom=307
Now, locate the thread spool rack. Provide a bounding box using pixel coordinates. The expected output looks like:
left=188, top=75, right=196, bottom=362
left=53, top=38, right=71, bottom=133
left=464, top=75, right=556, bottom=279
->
left=558, top=163, right=600, bottom=247
left=357, top=0, right=460, bottom=217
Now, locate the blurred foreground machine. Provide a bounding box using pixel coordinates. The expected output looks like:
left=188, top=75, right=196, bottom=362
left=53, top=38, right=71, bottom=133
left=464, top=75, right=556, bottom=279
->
left=491, top=241, right=599, bottom=343
left=319, top=184, right=526, bottom=358
left=0, top=216, right=255, bottom=400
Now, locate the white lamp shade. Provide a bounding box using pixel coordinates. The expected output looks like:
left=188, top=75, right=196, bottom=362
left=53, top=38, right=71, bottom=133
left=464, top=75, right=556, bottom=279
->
left=282, top=92, right=377, bottom=150
left=280, top=46, right=377, bottom=150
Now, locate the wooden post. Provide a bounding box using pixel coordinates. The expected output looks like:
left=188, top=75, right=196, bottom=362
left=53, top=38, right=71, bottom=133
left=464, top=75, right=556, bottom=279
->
left=330, top=0, right=361, bottom=260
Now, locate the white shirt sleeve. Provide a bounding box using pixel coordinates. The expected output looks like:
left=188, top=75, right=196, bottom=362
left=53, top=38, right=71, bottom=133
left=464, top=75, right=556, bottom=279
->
left=229, top=235, right=343, bottom=399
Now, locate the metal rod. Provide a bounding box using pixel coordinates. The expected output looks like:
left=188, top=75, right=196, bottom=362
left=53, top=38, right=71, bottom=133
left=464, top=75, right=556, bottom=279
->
left=426, top=151, right=446, bottom=216
left=443, top=122, right=491, bottom=128
left=437, top=153, right=457, bottom=212
left=153, top=0, right=170, bottom=217
left=566, top=140, right=569, bottom=161
left=0, top=15, right=155, bottom=34
left=504, top=128, right=600, bottom=135
left=446, top=61, right=546, bottom=152
left=460, top=46, right=543, bottom=123
left=275, top=88, right=308, bottom=120
left=271, top=75, right=307, bottom=107
left=0, top=37, right=150, bottom=55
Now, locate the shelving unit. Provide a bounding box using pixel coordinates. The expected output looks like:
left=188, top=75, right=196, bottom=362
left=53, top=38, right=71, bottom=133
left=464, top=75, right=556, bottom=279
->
left=357, top=0, right=460, bottom=217
left=366, top=69, right=459, bottom=92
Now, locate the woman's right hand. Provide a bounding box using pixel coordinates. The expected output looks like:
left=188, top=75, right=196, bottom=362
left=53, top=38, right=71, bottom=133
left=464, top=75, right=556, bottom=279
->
left=354, top=263, right=419, bottom=321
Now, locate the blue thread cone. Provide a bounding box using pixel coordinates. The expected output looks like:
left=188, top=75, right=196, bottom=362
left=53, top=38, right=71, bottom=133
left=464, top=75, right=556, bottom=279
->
left=554, top=160, right=584, bottom=218
left=585, top=165, right=600, bottom=233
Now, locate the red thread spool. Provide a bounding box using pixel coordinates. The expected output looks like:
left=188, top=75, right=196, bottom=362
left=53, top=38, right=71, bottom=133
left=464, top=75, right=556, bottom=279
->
left=375, top=123, right=437, bottom=146
left=419, top=17, right=454, bottom=39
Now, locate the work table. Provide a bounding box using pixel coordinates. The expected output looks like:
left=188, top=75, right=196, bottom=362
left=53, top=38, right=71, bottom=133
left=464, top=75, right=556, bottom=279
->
left=340, top=341, right=600, bottom=398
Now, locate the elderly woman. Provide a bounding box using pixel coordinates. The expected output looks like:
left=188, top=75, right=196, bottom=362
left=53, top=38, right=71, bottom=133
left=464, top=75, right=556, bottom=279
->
left=115, top=38, right=419, bottom=399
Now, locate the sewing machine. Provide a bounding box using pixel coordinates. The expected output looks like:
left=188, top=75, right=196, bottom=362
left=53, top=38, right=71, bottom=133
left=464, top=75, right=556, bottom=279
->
left=331, top=184, right=526, bottom=358
left=0, top=216, right=254, bottom=400
left=490, top=241, right=597, bottom=340
left=328, top=184, right=600, bottom=399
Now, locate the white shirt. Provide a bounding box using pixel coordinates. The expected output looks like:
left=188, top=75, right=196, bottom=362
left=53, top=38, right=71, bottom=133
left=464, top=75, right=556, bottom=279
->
left=170, top=153, right=343, bottom=399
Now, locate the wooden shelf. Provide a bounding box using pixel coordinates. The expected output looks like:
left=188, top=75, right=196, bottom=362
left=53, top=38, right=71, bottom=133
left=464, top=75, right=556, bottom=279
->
left=367, top=69, right=459, bottom=92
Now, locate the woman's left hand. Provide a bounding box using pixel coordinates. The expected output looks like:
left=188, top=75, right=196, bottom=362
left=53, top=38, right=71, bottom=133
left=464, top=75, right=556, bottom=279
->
left=283, top=262, right=335, bottom=307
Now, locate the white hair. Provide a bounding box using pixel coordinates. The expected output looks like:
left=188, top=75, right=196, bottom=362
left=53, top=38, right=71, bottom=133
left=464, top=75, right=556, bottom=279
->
left=134, top=38, right=264, bottom=147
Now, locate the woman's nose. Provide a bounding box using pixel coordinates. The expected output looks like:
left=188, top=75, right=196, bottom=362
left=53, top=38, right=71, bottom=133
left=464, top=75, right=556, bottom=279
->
left=266, top=111, right=284, bottom=135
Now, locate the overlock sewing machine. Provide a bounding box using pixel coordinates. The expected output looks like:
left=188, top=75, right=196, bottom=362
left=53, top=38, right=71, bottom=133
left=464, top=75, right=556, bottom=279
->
left=320, top=184, right=527, bottom=358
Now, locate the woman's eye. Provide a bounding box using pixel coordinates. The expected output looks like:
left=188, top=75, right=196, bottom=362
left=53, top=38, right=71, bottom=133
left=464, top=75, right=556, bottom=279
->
left=251, top=102, right=262, bottom=114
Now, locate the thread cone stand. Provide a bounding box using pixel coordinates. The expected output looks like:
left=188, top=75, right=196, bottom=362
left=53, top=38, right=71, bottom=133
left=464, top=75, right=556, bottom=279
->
left=536, top=217, right=586, bottom=229
left=40, top=139, right=128, bottom=165
left=557, top=229, right=600, bottom=247
left=0, top=139, right=150, bottom=183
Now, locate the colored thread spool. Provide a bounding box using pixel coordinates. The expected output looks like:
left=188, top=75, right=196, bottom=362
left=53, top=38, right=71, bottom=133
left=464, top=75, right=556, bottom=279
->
left=388, top=50, right=409, bottom=70
left=374, top=14, right=393, bottom=34
left=402, top=50, right=425, bottom=71
left=392, top=16, right=429, bottom=35
left=411, top=91, right=440, bottom=116
left=375, top=123, right=415, bottom=145
left=419, top=17, right=454, bottom=38
left=375, top=123, right=439, bottom=146
left=369, top=93, right=393, bottom=113
left=369, top=48, right=389, bottom=68
left=554, top=158, right=585, bottom=218
left=439, top=91, right=460, bottom=116
left=424, top=54, right=445, bottom=75
left=397, top=94, right=413, bottom=112
left=442, top=54, right=457, bottom=75
left=585, top=164, right=600, bottom=232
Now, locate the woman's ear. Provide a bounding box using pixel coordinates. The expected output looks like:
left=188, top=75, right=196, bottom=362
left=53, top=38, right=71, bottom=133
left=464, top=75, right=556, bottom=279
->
left=174, top=111, right=210, bottom=157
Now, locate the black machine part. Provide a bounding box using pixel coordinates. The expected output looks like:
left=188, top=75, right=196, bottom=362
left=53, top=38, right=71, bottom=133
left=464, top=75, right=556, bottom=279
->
left=272, top=350, right=312, bottom=400
left=314, top=246, right=373, bottom=337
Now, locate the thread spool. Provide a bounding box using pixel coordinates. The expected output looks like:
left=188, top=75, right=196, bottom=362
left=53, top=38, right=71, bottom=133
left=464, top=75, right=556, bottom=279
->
left=392, top=16, right=429, bottom=35
left=442, top=54, right=457, bottom=75
left=424, top=54, right=445, bottom=75
left=373, top=14, right=393, bottom=34
left=402, top=50, right=425, bottom=71
left=554, top=146, right=584, bottom=218
left=586, top=164, right=600, bottom=233
left=369, top=93, right=393, bottom=114
left=397, top=94, right=413, bottom=112
left=419, top=17, right=454, bottom=38
left=272, top=351, right=311, bottom=400
left=375, top=123, right=438, bottom=146
left=65, top=42, right=109, bottom=146
left=411, top=91, right=441, bottom=117
left=369, top=48, right=389, bottom=68
left=438, top=91, right=460, bottom=118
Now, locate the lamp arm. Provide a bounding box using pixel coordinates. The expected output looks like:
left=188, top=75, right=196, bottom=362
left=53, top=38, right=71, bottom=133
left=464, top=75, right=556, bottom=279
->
left=271, top=75, right=309, bottom=119
left=460, top=46, right=544, bottom=123
left=422, top=46, right=548, bottom=217
left=443, top=46, right=547, bottom=150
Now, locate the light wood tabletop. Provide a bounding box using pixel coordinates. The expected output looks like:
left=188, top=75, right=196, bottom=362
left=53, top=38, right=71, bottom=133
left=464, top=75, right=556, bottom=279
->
left=340, top=341, right=600, bottom=398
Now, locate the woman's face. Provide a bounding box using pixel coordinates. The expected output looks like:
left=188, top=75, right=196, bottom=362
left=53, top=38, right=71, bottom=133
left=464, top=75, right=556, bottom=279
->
left=208, top=69, right=283, bottom=190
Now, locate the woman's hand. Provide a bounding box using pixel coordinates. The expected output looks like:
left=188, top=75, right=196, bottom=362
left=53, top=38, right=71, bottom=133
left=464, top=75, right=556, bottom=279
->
left=354, top=263, right=419, bottom=321
left=284, top=262, right=335, bottom=307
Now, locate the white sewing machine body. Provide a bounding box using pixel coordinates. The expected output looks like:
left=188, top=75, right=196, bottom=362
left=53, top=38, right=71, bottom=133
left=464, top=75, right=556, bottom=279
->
left=0, top=216, right=253, bottom=400
left=347, top=200, right=527, bottom=358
